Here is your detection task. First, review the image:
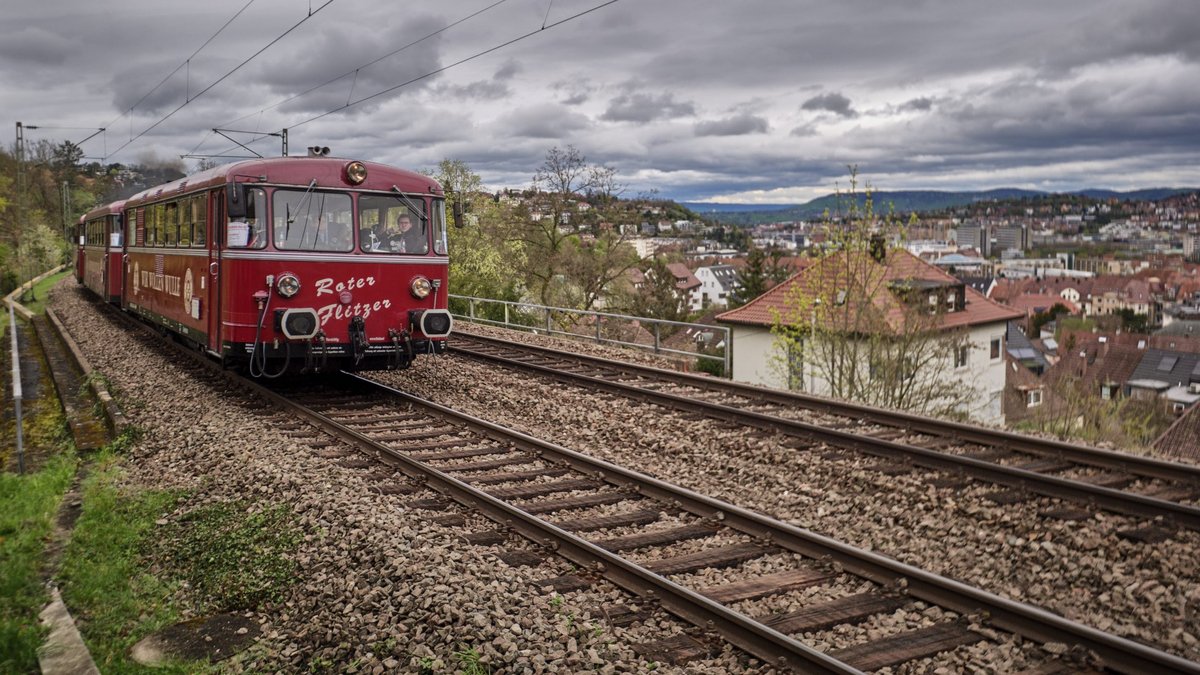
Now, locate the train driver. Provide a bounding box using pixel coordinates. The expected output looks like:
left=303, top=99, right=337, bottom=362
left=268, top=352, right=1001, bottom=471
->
left=394, top=213, right=428, bottom=254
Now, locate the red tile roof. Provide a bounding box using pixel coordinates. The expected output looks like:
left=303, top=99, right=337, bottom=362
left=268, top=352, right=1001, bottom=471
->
left=717, top=248, right=1020, bottom=331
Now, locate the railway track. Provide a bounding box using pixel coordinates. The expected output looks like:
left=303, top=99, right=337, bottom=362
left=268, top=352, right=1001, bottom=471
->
left=449, top=332, right=1200, bottom=539
left=89, top=308, right=1200, bottom=672
left=267, top=373, right=1198, bottom=673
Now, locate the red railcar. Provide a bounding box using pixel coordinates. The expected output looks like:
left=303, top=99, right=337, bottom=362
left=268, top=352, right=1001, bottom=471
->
left=75, top=200, right=127, bottom=304
left=80, top=156, right=453, bottom=375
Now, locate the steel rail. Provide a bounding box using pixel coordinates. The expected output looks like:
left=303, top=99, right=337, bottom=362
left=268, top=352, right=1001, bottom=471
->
left=263, top=374, right=862, bottom=675
left=85, top=307, right=1199, bottom=673
left=329, top=373, right=1197, bottom=675
left=451, top=335, right=1200, bottom=530
left=452, top=332, right=1200, bottom=486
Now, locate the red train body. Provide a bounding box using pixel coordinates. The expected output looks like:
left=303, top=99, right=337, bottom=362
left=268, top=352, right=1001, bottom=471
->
left=75, top=199, right=126, bottom=304
left=76, top=156, right=453, bottom=375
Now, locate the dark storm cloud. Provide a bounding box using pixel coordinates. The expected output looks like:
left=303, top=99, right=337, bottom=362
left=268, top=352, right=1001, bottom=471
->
left=801, top=92, right=856, bottom=118
left=694, top=114, right=769, bottom=137
left=601, top=92, right=695, bottom=122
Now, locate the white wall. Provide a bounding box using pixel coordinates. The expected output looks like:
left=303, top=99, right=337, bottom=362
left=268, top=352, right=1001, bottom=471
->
left=728, top=321, right=1010, bottom=425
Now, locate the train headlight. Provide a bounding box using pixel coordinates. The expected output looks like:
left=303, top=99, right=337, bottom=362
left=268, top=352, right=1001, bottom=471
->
left=276, top=273, right=301, bottom=298
left=410, top=276, right=432, bottom=299
left=345, top=161, right=367, bottom=185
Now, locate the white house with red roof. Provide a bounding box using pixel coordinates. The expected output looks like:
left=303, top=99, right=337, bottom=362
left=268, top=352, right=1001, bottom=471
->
left=717, top=249, right=1021, bottom=425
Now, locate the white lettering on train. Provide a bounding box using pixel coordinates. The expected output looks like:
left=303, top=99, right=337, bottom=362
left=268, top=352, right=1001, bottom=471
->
left=314, top=275, right=377, bottom=296
left=315, top=299, right=392, bottom=325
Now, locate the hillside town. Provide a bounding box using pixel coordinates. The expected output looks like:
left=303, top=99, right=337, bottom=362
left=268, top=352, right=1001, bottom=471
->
left=490, top=185, right=1200, bottom=456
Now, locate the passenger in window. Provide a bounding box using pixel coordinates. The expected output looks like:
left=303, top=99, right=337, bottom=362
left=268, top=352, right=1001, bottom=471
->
left=394, top=213, right=427, bottom=254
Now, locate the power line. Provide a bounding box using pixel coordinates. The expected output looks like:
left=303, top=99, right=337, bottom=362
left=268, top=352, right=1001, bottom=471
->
left=107, top=0, right=335, bottom=161
left=187, top=0, right=620, bottom=163
left=188, top=0, right=513, bottom=158
left=291, top=0, right=621, bottom=131
left=102, top=0, right=257, bottom=132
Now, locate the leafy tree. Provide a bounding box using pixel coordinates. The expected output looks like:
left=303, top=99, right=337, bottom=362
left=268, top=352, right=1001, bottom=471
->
left=503, top=146, right=638, bottom=313
left=427, top=159, right=525, bottom=317
left=769, top=168, right=977, bottom=419
left=1113, top=308, right=1149, bottom=333
left=627, top=257, right=689, bottom=323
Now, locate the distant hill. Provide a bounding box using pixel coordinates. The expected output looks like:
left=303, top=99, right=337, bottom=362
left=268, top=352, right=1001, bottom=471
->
left=699, top=187, right=1198, bottom=226
left=681, top=202, right=796, bottom=214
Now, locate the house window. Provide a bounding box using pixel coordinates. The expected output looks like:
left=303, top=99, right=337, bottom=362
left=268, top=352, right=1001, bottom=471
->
left=954, top=345, right=969, bottom=368
left=1027, top=389, right=1043, bottom=407
left=990, top=337, right=1002, bottom=360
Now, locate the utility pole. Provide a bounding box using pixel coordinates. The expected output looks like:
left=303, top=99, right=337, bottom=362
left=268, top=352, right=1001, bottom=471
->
left=61, top=180, right=71, bottom=240
left=14, top=122, right=25, bottom=247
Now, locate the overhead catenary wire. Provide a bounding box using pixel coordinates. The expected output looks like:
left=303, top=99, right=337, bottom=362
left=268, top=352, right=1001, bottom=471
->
left=284, top=0, right=621, bottom=132
left=187, top=0, right=620, bottom=162
left=186, top=0, right=515, bottom=159
left=101, top=0, right=258, bottom=133
left=107, top=0, right=335, bottom=161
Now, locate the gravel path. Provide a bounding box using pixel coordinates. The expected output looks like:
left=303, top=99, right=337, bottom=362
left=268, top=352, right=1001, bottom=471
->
left=377, top=324, right=1200, bottom=664
left=49, top=285, right=773, bottom=673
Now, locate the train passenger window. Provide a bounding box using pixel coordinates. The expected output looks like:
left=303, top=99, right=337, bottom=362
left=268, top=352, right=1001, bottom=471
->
left=110, top=216, right=123, bottom=247
left=147, top=204, right=161, bottom=246
left=358, top=193, right=427, bottom=254
left=227, top=187, right=267, bottom=248
left=272, top=189, right=353, bottom=252
left=193, top=197, right=207, bottom=247
left=166, top=202, right=180, bottom=247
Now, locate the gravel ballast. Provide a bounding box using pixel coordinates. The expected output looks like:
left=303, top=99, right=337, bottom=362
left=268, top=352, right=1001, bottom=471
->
left=49, top=286, right=777, bottom=673
left=377, top=324, right=1200, bottom=664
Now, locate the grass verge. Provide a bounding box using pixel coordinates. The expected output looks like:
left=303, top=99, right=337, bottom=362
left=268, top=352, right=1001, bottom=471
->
left=59, top=446, right=301, bottom=673
left=15, top=270, right=73, bottom=317
left=0, top=451, right=77, bottom=673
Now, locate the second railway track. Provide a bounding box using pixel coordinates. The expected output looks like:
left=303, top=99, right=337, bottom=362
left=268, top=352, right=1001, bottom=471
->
left=449, top=331, right=1200, bottom=538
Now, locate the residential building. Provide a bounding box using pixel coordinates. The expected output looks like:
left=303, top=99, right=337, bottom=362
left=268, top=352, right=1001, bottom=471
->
left=717, top=249, right=1020, bottom=425
left=693, top=264, right=738, bottom=310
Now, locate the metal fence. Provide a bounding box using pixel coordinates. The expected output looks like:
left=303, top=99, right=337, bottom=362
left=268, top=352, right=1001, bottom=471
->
left=9, top=304, right=25, bottom=473
left=448, top=294, right=731, bottom=376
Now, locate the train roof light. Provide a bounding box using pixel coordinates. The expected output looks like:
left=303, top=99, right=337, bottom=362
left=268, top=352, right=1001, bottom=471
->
left=345, top=161, right=367, bottom=185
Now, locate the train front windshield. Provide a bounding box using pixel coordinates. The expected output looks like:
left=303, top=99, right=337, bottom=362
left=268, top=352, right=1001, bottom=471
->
left=272, top=190, right=354, bottom=252
left=225, top=187, right=446, bottom=255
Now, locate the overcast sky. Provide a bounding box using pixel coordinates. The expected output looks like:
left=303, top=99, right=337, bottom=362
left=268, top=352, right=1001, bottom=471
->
left=4, top=0, right=1199, bottom=203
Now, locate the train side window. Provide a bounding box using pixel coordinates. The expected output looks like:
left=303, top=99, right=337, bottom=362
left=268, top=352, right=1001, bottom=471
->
left=178, top=199, right=191, bottom=247
left=146, top=204, right=159, bottom=246
left=165, top=202, right=180, bottom=247
left=432, top=199, right=448, bottom=255
left=227, top=187, right=267, bottom=249
left=193, top=196, right=207, bottom=247
left=111, top=215, right=123, bottom=247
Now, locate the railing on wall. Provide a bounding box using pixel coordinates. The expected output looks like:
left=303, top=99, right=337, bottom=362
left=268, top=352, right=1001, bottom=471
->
left=448, top=294, right=731, bottom=377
